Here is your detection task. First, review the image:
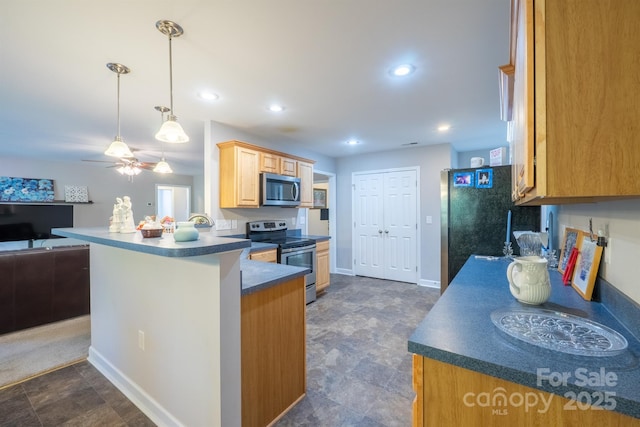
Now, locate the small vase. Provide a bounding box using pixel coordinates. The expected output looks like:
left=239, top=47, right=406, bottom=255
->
left=173, top=221, right=199, bottom=242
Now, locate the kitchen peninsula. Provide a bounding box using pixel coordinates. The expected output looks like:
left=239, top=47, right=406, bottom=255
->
left=52, top=227, right=308, bottom=427
left=409, top=256, right=640, bottom=426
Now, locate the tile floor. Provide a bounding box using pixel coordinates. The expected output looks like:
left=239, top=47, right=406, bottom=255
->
left=0, top=274, right=439, bottom=426
left=276, top=274, right=439, bottom=426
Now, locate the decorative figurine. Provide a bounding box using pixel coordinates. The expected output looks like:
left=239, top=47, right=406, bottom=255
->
left=119, top=196, right=136, bottom=233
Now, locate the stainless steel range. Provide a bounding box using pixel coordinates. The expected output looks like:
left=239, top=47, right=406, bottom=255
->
left=246, top=220, right=316, bottom=304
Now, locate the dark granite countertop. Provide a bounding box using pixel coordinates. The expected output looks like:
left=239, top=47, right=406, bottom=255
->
left=409, top=255, right=640, bottom=419
left=52, top=227, right=250, bottom=258
left=240, top=246, right=309, bottom=295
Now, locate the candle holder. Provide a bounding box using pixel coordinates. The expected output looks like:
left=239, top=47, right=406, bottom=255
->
left=503, top=241, right=513, bottom=259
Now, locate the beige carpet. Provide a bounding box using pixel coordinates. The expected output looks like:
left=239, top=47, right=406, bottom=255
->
left=0, top=315, right=90, bottom=388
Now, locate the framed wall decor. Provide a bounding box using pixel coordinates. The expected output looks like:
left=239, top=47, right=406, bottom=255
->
left=313, top=188, right=327, bottom=209
left=558, top=227, right=584, bottom=274
left=0, top=176, right=54, bottom=202
left=571, top=237, right=603, bottom=301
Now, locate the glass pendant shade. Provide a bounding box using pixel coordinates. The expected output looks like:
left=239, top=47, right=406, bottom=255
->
left=104, top=136, right=134, bottom=158
left=153, top=158, right=173, bottom=174
left=155, top=20, right=189, bottom=143
left=117, top=165, right=142, bottom=176
left=105, top=63, right=133, bottom=157
left=155, top=114, right=189, bottom=143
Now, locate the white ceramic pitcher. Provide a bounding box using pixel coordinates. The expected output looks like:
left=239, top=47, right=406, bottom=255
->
left=506, top=256, right=551, bottom=305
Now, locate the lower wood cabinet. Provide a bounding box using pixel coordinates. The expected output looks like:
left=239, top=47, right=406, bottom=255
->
left=412, top=355, right=638, bottom=427
left=315, top=240, right=330, bottom=294
left=248, top=248, right=277, bottom=263
left=241, top=276, right=306, bottom=427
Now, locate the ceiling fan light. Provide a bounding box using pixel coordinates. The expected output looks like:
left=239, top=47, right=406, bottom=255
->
left=105, top=137, right=134, bottom=158
left=155, top=115, right=189, bottom=143
left=154, top=159, right=173, bottom=174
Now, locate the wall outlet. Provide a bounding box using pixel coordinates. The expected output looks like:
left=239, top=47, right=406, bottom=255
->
left=138, top=330, right=145, bottom=351
left=215, top=219, right=232, bottom=231
left=231, top=220, right=237, bottom=229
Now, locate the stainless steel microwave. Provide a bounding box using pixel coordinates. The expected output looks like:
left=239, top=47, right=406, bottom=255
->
left=261, top=173, right=301, bottom=206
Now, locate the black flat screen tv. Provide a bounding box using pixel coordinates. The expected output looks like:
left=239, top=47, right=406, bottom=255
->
left=0, top=204, right=73, bottom=242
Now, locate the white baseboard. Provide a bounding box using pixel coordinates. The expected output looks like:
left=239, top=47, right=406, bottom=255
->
left=334, top=268, right=354, bottom=276
left=418, top=279, right=440, bottom=289
left=88, top=347, right=183, bottom=427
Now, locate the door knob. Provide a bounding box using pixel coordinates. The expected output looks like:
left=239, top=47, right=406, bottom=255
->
left=378, top=230, right=383, bottom=234
left=384, top=230, right=389, bottom=234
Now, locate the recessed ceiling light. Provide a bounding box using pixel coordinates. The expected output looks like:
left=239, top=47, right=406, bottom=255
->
left=269, top=104, right=285, bottom=112
left=390, top=64, right=415, bottom=77
left=346, top=139, right=360, bottom=145
left=198, top=91, right=219, bottom=101
left=438, top=124, right=451, bottom=132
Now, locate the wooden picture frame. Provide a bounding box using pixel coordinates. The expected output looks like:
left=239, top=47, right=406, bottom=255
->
left=558, top=227, right=584, bottom=274
left=571, top=237, right=603, bottom=301
left=313, top=188, right=327, bottom=209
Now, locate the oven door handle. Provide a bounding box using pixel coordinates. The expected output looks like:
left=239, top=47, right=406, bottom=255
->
left=280, top=244, right=316, bottom=254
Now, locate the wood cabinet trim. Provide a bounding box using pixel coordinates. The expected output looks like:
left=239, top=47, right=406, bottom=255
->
left=217, top=140, right=315, bottom=165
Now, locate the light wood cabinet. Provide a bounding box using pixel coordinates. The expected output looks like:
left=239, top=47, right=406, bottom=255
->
left=507, top=0, right=640, bottom=205
left=315, top=240, right=330, bottom=294
left=412, top=356, right=638, bottom=427
left=248, top=248, right=277, bottom=263
left=241, top=277, right=306, bottom=427
left=259, top=153, right=297, bottom=177
left=281, top=157, right=297, bottom=176
left=297, top=161, right=314, bottom=208
left=259, top=152, right=280, bottom=174
left=219, top=141, right=260, bottom=208
left=218, top=140, right=315, bottom=208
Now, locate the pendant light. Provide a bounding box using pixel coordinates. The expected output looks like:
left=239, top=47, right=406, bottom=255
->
left=104, top=63, right=135, bottom=158
left=155, top=20, right=189, bottom=143
left=153, top=106, right=173, bottom=173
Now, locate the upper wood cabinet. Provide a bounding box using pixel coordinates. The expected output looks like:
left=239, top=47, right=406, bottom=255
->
left=507, top=0, right=640, bottom=205
left=259, top=152, right=298, bottom=176
left=218, top=140, right=315, bottom=208
left=219, top=142, right=260, bottom=208
left=297, top=161, right=314, bottom=208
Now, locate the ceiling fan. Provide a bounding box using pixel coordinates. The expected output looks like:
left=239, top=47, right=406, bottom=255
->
left=82, top=157, right=158, bottom=176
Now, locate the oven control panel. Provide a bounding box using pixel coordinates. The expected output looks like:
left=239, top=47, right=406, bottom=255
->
left=247, top=220, right=287, bottom=232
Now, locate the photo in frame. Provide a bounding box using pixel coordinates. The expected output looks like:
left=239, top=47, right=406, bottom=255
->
left=475, top=168, right=493, bottom=189
left=453, top=171, right=474, bottom=188
left=313, top=188, right=327, bottom=208
left=558, top=227, right=584, bottom=274
left=571, top=238, right=603, bottom=301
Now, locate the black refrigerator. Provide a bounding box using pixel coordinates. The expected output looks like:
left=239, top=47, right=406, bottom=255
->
left=440, top=165, right=540, bottom=292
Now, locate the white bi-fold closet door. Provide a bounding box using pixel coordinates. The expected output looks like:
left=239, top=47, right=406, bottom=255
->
left=353, top=168, right=418, bottom=283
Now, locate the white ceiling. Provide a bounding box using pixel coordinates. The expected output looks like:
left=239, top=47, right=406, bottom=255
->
left=1, top=0, right=510, bottom=175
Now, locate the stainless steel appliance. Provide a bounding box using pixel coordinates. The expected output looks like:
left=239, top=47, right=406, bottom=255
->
left=261, top=173, right=301, bottom=206
left=246, top=220, right=316, bottom=304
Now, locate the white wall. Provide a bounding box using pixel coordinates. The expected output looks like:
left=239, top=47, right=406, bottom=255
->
left=335, top=143, right=453, bottom=284
left=558, top=199, right=640, bottom=304
left=0, top=156, right=194, bottom=227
